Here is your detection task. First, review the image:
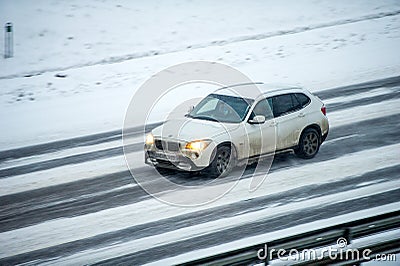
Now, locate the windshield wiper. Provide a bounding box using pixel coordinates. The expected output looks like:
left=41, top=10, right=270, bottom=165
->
left=191, top=115, right=219, bottom=122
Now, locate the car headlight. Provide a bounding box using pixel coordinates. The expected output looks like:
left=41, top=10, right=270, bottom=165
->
left=185, top=140, right=211, bottom=152
left=145, top=133, right=154, bottom=145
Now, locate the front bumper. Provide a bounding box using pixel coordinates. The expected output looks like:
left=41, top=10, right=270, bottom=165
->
left=145, top=150, right=205, bottom=171
left=144, top=138, right=216, bottom=171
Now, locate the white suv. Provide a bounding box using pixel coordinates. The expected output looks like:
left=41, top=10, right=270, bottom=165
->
left=145, top=83, right=329, bottom=176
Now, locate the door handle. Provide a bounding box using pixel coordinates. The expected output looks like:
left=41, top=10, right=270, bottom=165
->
left=269, top=121, right=278, bottom=127
left=298, top=112, right=305, bottom=117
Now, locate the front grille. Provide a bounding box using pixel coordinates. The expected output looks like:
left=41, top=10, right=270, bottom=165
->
left=168, top=142, right=179, bottom=151
left=155, top=139, right=164, bottom=150
left=154, top=139, right=180, bottom=152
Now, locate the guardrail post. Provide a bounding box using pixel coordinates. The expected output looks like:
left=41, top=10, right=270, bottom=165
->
left=4, top=22, right=13, bottom=58
left=343, top=227, right=352, bottom=244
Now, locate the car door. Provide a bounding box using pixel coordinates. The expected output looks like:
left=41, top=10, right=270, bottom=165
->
left=272, top=93, right=306, bottom=150
left=244, top=98, right=276, bottom=157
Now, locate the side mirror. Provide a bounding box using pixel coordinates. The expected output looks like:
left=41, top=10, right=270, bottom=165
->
left=248, top=115, right=266, bottom=124
left=185, top=105, right=195, bottom=117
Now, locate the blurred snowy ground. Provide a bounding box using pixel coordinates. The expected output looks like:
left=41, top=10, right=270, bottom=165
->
left=0, top=0, right=399, bottom=149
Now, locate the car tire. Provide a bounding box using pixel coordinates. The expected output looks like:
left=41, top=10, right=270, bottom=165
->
left=295, top=128, right=320, bottom=159
left=206, top=145, right=234, bottom=178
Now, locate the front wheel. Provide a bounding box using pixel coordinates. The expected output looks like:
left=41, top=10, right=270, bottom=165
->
left=206, top=145, right=234, bottom=178
left=295, top=128, right=320, bottom=159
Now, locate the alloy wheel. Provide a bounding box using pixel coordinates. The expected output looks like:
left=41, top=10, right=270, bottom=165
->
left=303, top=132, right=319, bottom=156
left=216, top=150, right=230, bottom=174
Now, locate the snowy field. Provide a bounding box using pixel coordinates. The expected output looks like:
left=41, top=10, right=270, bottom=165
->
left=1, top=0, right=400, bottom=149
left=0, top=1, right=399, bottom=265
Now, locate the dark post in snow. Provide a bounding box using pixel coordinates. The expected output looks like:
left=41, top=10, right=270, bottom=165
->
left=4, top=22, right=13, bottom=59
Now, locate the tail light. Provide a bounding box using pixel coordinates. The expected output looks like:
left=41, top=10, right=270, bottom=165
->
left=321, top=105, right=326, bottom=116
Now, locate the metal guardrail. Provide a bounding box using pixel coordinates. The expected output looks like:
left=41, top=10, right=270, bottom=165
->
left=180, top=210, right=400, bottom=265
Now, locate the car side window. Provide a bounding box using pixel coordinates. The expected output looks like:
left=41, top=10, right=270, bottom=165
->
left=294, top=93, right=311, bottom=107
left=249, top=98, right=273, bottom=120
left=272, top=94, right=294, bottom=117
left=291, top=93, right=302, bottom=111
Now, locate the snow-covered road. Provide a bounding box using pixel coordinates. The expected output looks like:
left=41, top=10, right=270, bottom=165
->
left=0, top=77, right=399, bottom=265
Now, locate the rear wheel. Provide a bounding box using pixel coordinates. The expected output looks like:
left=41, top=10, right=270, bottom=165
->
left=295, top=128, right=320, bottom=159
left=206, top=145, right=233, bottom=177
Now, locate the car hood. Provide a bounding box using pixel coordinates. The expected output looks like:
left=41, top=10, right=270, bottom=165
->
left=152, top=117, right=239, bottom=141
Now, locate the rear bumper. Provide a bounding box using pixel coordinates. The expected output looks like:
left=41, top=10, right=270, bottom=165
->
left=322, top=128, right=329, bottom=143
left=320, top=116, right=329, bottom=143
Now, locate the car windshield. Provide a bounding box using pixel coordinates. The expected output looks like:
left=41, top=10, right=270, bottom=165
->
left=188, top=94, right=254, bottom=123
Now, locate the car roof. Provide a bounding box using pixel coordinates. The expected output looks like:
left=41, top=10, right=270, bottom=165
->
left=213, top=82, right=306, bottom=100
